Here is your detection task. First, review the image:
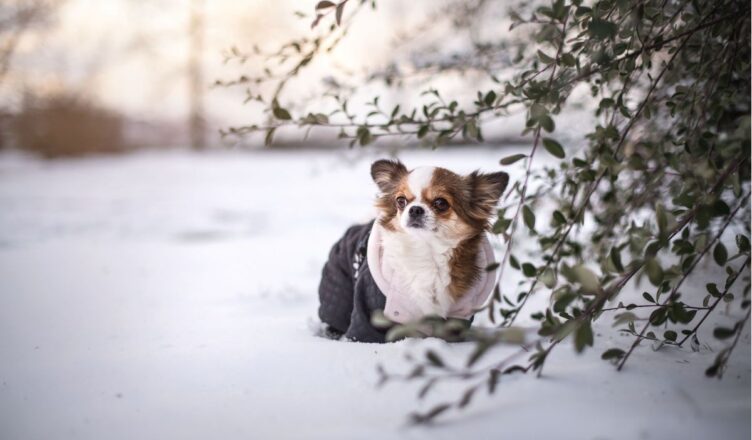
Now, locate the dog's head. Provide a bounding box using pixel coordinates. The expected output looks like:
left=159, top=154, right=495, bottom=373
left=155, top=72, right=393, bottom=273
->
left=370, top=159, right=508, bottom=242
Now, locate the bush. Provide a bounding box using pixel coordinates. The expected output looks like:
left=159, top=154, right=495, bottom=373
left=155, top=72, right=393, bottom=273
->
left=222, top=0, right=750, bottom=422
left=11, top=92, right=128, bottom=158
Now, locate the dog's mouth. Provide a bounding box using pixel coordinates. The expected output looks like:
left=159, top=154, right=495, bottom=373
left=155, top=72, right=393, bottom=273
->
left=406, top=218, right=425, bottom=229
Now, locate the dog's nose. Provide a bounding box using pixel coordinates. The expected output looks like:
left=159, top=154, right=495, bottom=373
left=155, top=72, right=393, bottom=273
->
left=409, top=206, right=425, bottom=217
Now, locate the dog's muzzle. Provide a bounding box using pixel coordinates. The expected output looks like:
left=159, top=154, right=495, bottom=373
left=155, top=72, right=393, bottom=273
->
left=407, top=205, right=425, bottom=228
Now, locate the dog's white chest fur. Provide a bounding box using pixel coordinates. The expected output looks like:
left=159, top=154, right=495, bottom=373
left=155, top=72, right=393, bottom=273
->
left=380, top=230, right=457, bottom=317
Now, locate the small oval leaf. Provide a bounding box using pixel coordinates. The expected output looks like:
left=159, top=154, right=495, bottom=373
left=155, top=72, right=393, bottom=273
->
left=500, top=154, right=527, bottom=165
left=542, top=138, right=565, bottom=158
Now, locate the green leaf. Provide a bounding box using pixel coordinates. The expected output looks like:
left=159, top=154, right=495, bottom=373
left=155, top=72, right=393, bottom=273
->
left=425, top=350, right=444, bottom=367
left=706, top=363, right=720, bottom=377
left=492, top=217, right=511, bottom=234
left=458, top=387, right=477, bottom=409
left=656, top=203, right=667, bottom=235
left=466, top=119, right=480, bottom=140
left=711, top=199, right=730, bottom=216
left=315, top=1, right=336, bottom=10
left=335, top=2, right=345, bottom=25
left=560, top=53, right=576, bottom=67
left=574, top=322, right=594, bottom=353
left=649, top=307, right=668, bottom=326
left=664, top=330, right=677, bottom=342
left=540, top=268, right=557, bottom=288
left=370, top=310, right=393, bottom=328
left=390, top=105, right=400, bottom=118
left=357, top=127, right=373, bottom=146
left=522, top=205, right=536, bottom=230
left=484, top=90, right=497, bottom=106
left=502, top=365, right=527, bottom=375
left=553, top=292, right=576, bottom=314
left=713, top=327, right=735, bottom=340
left=601, top=348, right=625, bottom=360
left=588, top=18, right=617, bottom=39
left=645, top=258, right=664, bottom=286
left=599, top=98, right=615, bottom=109
left=610, top=247, right=624, bottom=273
left=573, top=264, right=600, bottom=294
left=613, top=312, right=637, bottom=327
left=713, top=243, right=728, bottom=266
left=644, top=241, right=661, bottom=258
left=466, top=343, right=491, bottom=367
left=522, top=263, right=537, bottom=277
left=509, top=255, right=520, bottom=270
left=410, top=403, right=451, bottom=424
left=485, top=262, right=500, bottom=272
left=264, top=127, right=276, bottom=146
left=500, top=154, right=527, bottom=165
left=488, top=369, right=500, bottom=394
left=313, top=113, right=329, bottom=124
left=539, top=115, right=555, bottom=132
left=386, top=325, right=418, bottom=342
left=642, top=292, right=655, bottom=303
left=548, top=212, right=565, bottom=228
left=537, top=50, right=555, bottom=64
left=272, top=106, right=292, bottom=120
left=736, top=234, right=750, bottom=253
left=551, top=0, right=566, bottom=19
left=542, top=138, right=565, bottom=158
left=706, top=283, right=721, bottom=297
left=530, top=103, right=548, bottom=119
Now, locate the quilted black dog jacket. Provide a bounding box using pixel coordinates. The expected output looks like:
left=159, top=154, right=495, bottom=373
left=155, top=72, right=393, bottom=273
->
left=317, top=221, right=388, bottom=342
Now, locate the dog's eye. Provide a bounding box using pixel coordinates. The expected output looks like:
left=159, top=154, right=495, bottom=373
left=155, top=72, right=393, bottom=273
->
left=396, top=196, right=407, bottom=209
left=433, top=198, right=449, bottom=212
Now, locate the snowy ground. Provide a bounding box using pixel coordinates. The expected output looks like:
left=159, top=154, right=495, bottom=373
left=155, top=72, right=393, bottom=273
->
left=0, top=148, right=749, bottom=440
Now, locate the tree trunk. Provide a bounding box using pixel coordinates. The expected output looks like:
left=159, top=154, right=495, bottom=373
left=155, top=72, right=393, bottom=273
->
left=188, top=0, right=205, bottom=150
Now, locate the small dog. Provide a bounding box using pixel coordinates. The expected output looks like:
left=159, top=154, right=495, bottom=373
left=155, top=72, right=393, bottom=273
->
left=318, top=159, right=508, bottom=342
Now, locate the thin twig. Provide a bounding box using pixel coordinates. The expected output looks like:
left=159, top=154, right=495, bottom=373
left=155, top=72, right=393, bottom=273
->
left=677, top=255, right=751, bottom=347
left=490, top=12, right=570, bottom=322
left=601, top=303, right=709, bottom=312
left=617, top=190, right=750, bottom=371
left=718, top=309, right=751, bottom=379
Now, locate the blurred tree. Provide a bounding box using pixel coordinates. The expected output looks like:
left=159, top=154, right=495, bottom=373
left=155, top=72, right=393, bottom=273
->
left=223, top=0, right=750, bottom=423
left=188, top=0, right=206, bottom=150
left=0, top=0, right=62, bottom=149
left=12, top=91, right=127, bottom=157
left=0, top=0, right=60, bottom=86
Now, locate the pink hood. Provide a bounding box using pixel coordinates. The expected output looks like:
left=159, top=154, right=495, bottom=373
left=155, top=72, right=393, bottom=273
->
left=366, top=221, right=499, bottom=324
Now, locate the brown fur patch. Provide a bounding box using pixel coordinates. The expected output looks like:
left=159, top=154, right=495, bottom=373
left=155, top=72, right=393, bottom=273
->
left=371, top=159, right=409, bottom=231
left=447, top=233, right=483, bottom=300
left=461, top=170, right=509, bottom=229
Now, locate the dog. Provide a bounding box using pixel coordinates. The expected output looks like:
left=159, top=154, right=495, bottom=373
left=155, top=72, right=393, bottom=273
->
left=317, top=159, right=508, bottom=342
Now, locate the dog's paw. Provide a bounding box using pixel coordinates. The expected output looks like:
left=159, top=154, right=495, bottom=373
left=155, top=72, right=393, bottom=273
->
left=308, top=318, right=345, bottom=340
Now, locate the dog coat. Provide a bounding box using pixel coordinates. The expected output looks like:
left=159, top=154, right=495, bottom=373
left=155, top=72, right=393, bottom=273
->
left=317, top=221, right=498, bottom=343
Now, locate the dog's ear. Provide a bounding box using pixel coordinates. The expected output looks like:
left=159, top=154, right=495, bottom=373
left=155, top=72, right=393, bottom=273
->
left=466, top=170, right=509, bottom=219
left=371, top=159, right=408, bottom=193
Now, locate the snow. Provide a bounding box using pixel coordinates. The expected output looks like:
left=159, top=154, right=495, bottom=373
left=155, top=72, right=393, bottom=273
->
left=0, top=148, right=748, bottom=440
